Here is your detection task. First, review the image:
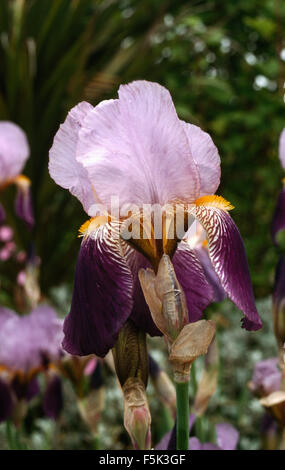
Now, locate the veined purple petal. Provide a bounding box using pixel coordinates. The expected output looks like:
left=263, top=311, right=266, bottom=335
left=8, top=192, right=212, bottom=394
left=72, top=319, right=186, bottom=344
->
left=194, top=245, right=226, bottom=303
left=273, top=255, right=285, bottom=306
left=49, top=102, right=96, bottom=215
left=62, top=222, right=134, bottom=357
left=193, top=204, right=262, bottom=331
left=43, top=375, right=63, bottom=420
left=0, top=121, right=29, bottom=184
left=172, top=241, right=213, bottom=323
left=126, top=250, right=161, bottom=337
left=279, top=128, right=285, bottom=170
left=271, top=188, right=285, bottom=246
left=26, top=377, right=40, bottom=401
left=216, top=423, right=239, bottom=450
left=0, top=379, right=13, bottom=423
left=14, top=185, right=34, bottom=229
left=181, top=122, right=221, bottom=196
left=76, top=80, right=200, bottom=210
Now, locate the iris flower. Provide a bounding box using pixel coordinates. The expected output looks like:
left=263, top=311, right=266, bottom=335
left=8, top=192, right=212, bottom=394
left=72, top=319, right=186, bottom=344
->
left=0, top=305, right=63, bottom=423
left=0, top=121, right=34, bottom=228
left=49, top=80, right=261, bottom=358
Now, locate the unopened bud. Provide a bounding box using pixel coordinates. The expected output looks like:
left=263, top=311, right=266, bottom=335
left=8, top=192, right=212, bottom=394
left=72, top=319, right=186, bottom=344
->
left=139, top=254, right=188, bottom=343
left=123, top=377, right=151, bottom=450
left=169, top=320, right=216, bottom=382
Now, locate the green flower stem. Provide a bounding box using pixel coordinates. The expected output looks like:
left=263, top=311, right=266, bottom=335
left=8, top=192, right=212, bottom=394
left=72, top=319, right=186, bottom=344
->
left=175, top=381, right=189, bottom=450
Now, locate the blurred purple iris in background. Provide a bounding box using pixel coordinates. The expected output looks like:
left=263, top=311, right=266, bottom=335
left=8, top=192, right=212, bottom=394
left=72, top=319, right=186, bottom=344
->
left=0, top=305, right=63, bottom=423
left=0, top=121, right=34, bottom=228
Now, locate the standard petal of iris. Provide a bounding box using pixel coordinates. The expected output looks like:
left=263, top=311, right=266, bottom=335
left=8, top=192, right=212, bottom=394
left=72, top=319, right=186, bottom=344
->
left=181, top=122, right=221, bottom=196
left=271, top=187, right=285, bottom=246
left=62, top=223, right=134, bottom=357
left=49, top=102, right=96, bottom=215
left=193, top=199, right=262, bottom=330
left=76, top=81, right=200, bottom=210
left=172, top=241, right=213, bottom=323
left=0, top=121, right=29, bottom=184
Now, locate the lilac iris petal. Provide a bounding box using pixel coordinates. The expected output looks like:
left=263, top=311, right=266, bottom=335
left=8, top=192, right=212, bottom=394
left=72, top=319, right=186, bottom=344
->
left=194, top=245, right=226, bottom=303
left=0, top=122, right=30, bottom=184
left=181, top=121, right=221, bottom=196
left=173, top=241, right=213, bottom=323
left=49, top=102, right=95, bottom=215
left=250, top=358, right=281, bottom=396
left=271, top=188, right=285, bottom=246
left=43, top=375, right=63, bottom=420
left=0, top=379, right=13, bottom=423
left=14, top=185, right=35, bottom=229
left=0, top=305, right=63, bottom=373
left=76, top=81, right=201, bottom=211
left=62, top=223, right=134, bottom=357
left=193, top=204, right=262, bottom=331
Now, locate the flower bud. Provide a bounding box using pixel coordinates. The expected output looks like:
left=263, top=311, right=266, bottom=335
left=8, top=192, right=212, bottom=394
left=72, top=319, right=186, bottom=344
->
left=123, top=377, right=151, bottom=450
left=139, top=254, right=188, bottom=343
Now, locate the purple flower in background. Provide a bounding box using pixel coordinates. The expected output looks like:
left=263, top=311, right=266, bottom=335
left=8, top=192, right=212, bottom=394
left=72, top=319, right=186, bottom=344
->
left=272, top=128, right=285, bottom=245
left=156, top=414, right=239, bottom=450
left=0, top=305, right=63, bottom=423
left=249, top=358, right=281, bottom=397
left=49, top=80, right=261, bottom=358
left=0, top=121, right=34, bottom=228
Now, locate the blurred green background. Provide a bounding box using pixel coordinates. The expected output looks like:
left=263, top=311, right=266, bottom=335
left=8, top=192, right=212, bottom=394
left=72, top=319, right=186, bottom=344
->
left=0, top=0, right=284, bottom=300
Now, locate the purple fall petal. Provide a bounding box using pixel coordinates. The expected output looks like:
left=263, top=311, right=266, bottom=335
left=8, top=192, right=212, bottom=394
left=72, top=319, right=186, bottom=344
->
left=62, top=223, right=134, bottom=357
left=273, top=256, right=285, bottom=306
left=43, top=375, right=63, bottom=420
left=14, top=185, right=34, bottom=229
left=194, top=245, right=226, bottom=302
left=26, top=377, right=41, bottom=401
left=127, top=251, right=161, bottom=337
left=194, top=205, right=262, bottom=331
left=271, top=188, right=285, bottom=246
left=0, top=379, right=13, bottom=423
left=172, top=241, right=213, bottom=323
